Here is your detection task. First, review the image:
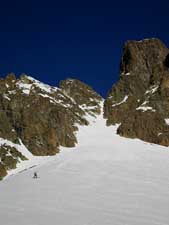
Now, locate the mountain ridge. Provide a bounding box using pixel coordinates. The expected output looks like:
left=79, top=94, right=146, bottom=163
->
left=0, top=74, right=102, bottom=179
left=1, top=37, right=169, bottom=179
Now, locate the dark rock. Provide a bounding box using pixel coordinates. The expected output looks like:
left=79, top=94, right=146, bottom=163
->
left=164, top=54, right=169, bottom=68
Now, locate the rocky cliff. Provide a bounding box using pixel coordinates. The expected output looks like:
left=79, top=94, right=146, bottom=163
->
left=0, top=74, right=102, bottom=179
left=104, top=38, right=169, bottom=146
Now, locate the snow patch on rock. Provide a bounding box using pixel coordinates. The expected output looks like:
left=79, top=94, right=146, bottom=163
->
left=145, top=85, right=159, bottom=95
left=136, top=100, right=156, bottom=112
left=136, top=106, right=156, bottom=112
left=18, top=75, right=59, bottom=95
left=17, top=82, right=32, bottom=95
left=112, top=95, right=129, bottom=107
left=164, top=118, right=169, bottom=125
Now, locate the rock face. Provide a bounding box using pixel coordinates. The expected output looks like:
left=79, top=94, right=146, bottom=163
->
left=104, top=38, right=169, bottom=146
left=60, top=79, right=102, bottom=116
left=0, top=74, right=102, bottom=179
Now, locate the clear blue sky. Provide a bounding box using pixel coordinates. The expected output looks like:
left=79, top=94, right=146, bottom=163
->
left=0, top=0, right=168, bottom=97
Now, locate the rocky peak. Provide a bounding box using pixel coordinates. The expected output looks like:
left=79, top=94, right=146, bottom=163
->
left=6, top=73, right=16, bottom=82
left=121, top=39, right=168, bottom=70
left=60, top=78, right=102, bottom=102
left=119, top=38, right=169, bottom=94
left=60, top=78, right=103, bottom=116
left=104, top=38, right=169, bottom=147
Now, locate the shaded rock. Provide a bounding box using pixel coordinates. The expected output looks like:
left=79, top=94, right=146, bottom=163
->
left=0, top=163, right=7, bottom=180
left=164, top=53, right=169, bottom=68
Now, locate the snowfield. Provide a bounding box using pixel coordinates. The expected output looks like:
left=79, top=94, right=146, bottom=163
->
left=1, top=110, right=169, bottom=225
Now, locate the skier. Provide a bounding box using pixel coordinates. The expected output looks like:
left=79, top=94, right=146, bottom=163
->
left=33, top=172, right=38, bottom=179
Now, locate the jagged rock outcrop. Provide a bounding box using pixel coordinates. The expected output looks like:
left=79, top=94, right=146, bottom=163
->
left=60, top=79, right=102, bottom=116
left=104, top=38, right=169, bottom=146
left=0, top=74, right=102, bottom=179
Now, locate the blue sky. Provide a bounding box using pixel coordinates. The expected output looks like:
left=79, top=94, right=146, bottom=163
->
left=0, top=0, right=168, bottom=96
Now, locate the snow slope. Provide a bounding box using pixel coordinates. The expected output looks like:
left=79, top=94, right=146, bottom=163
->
left=1, top=108, right=169, bottom=225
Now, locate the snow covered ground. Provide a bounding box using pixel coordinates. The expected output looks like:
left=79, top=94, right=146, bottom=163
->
left=1, top=110, right=169, bottom=225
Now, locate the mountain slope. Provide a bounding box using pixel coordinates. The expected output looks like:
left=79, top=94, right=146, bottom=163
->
left=1, top=107, right=169, bottom=225
left=104, top=38, right=169, bottom=146
left=0, top=74, right=102, bottom=179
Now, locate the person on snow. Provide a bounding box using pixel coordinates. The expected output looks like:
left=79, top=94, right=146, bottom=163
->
left=33, top=172, right=38, bottom=178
